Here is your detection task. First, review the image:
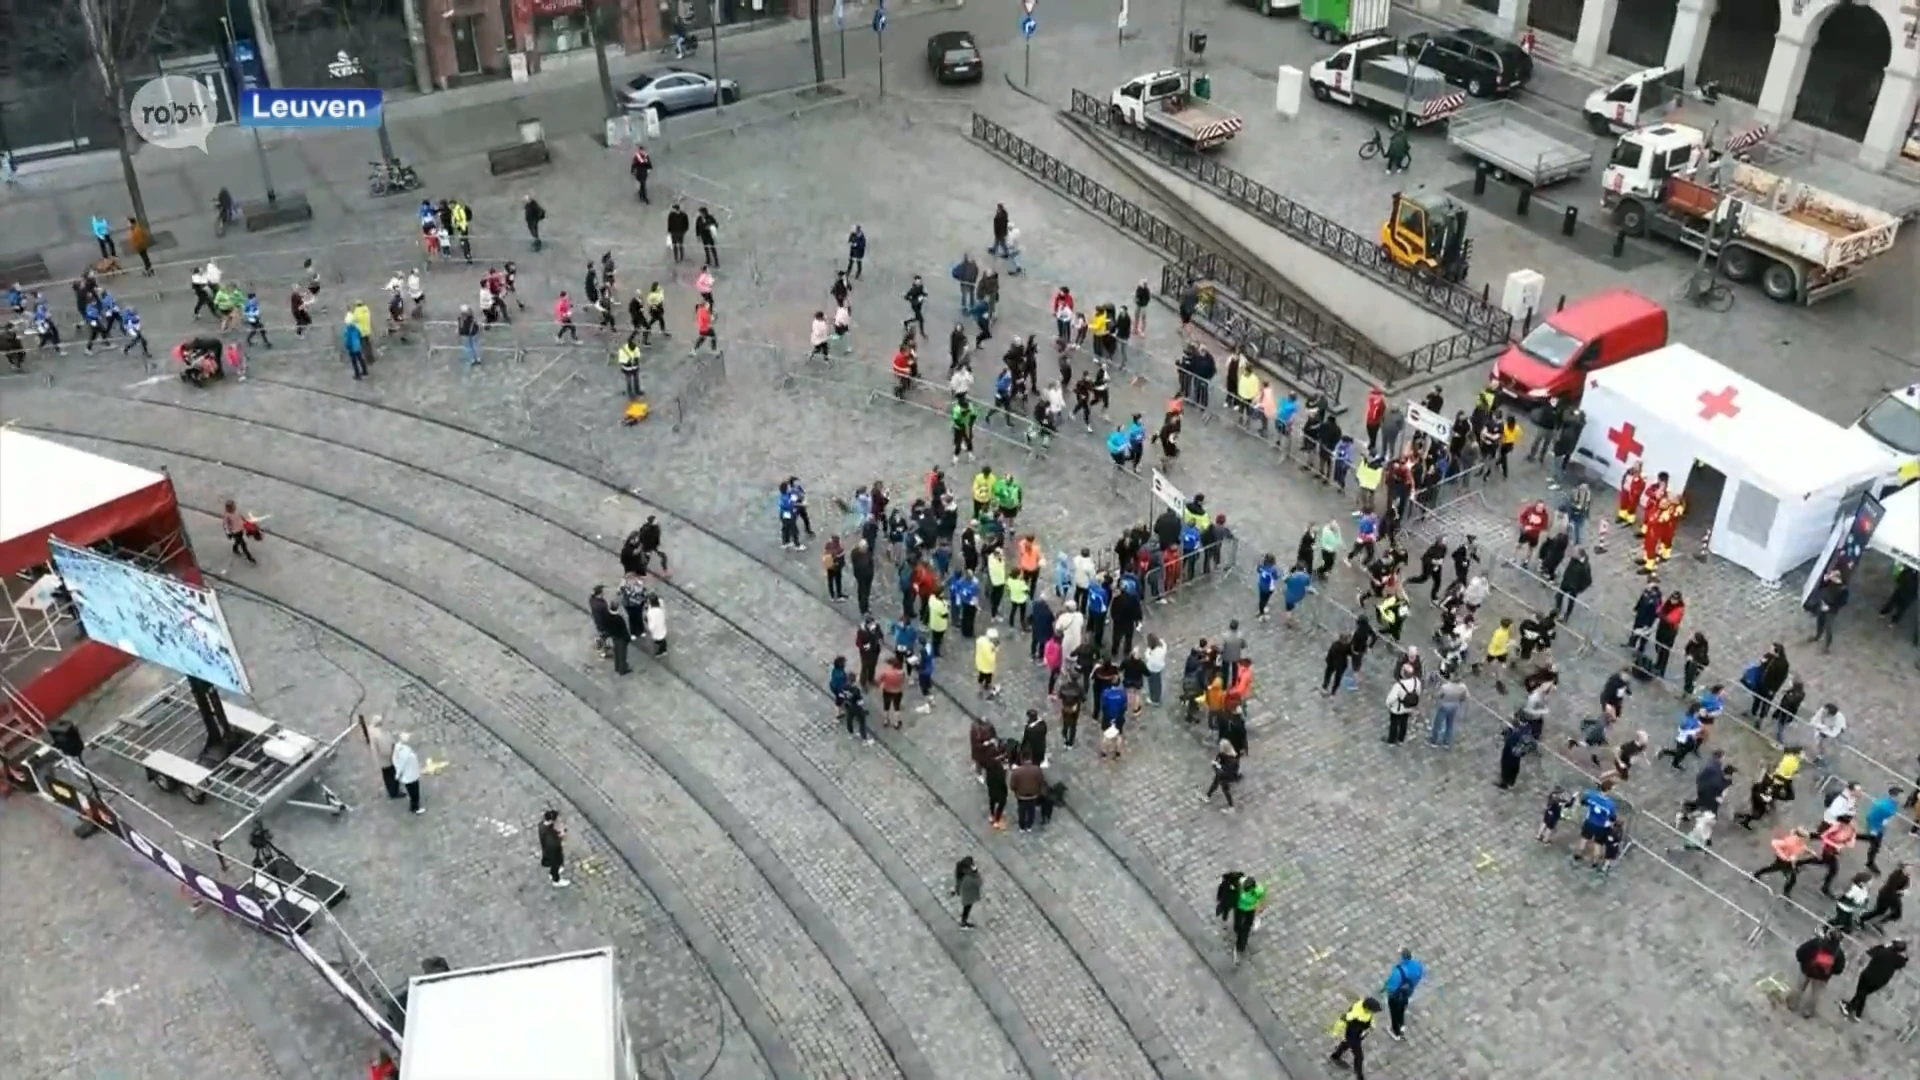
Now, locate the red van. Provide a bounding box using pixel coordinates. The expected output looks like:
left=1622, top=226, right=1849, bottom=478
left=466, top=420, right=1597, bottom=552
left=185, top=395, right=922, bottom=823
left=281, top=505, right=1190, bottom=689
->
left=1492, top=288, right=1668, bottom=406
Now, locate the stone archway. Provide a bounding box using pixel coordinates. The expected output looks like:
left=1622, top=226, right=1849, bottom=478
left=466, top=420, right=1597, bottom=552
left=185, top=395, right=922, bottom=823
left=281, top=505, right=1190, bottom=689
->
left=1609, top=0, right=1678, bottom=66
left=1528, top=0, right=1585, bottom=40
left=1695, top=0, right=1779, bottom=103
left=1794, top=2, right=1893, bottom=141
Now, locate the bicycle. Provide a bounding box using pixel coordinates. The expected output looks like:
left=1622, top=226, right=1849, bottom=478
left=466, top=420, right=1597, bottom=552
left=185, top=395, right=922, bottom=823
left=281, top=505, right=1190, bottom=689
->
left=1358, top=129, right=1385, bottom=161
left=1675, top=267, right=1734, bottom=313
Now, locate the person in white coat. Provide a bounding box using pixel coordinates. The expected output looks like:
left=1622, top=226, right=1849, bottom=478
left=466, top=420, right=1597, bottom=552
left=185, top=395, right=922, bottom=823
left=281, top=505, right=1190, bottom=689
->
left=391, top=733, right=424, bottom=814
left=1055, top=600, right=1085, bottom=658
left=644, top=594, right=668, bottom=655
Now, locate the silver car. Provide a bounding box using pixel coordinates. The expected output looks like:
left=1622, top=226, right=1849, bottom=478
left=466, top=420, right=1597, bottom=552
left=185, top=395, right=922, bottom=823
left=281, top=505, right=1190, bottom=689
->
left=622, top=69, right=740, bottom=115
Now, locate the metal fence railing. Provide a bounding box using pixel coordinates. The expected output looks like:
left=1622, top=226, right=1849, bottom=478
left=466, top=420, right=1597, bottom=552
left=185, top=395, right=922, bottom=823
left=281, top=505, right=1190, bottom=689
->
left=1064, top=90, right=1515, bottom=372
left=1158, top=264, right=1346, bottom=404
left=968, top=112, right=1361, bottom=399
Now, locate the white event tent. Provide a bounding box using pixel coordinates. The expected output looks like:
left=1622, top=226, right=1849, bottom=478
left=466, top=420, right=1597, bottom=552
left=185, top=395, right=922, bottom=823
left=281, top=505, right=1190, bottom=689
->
left=1573, top=344, right=1900, bottom=582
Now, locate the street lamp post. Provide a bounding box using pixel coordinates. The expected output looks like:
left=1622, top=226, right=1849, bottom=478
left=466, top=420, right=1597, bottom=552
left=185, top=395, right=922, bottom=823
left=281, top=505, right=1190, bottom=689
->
left=873, top=5, right=887, bottom=97
left=219, top=15, right=276, bottom=204
left=835, top=0, right=847, bottom=79
left=713, top=0, right=726, bottom=112
left=1174, top=0, right=1187, bottom=69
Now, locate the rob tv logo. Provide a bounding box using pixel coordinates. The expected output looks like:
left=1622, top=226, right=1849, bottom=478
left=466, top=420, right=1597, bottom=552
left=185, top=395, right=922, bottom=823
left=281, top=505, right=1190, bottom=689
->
left=239, top=87, right=384, bottom=129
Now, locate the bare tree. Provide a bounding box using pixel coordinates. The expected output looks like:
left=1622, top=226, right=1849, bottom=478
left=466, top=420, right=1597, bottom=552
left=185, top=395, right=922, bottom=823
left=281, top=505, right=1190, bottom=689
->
left=808, top=0, right=826, bottom=87
left=75, top=0, right=170, bottom=231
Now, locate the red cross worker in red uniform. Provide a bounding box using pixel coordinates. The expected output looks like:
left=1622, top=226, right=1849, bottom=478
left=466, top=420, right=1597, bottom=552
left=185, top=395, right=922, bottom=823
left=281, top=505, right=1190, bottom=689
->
left=1618, top=462, right=1645, bottom=526
left=1639, top=471, right=1669, bottom=537
left=1656, top=496, right=1684, bottom=561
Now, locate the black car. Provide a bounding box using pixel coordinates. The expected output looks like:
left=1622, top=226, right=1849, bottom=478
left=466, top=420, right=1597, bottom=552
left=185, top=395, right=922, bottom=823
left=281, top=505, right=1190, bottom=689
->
left=927, top=30, right=983, bottom=84
left=1403, top=28, right=1533, bottom=98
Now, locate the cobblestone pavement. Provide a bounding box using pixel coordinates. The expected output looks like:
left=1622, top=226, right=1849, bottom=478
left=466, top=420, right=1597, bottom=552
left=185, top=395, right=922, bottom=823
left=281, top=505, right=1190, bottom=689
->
left=6, top=62, right=1918, bottom=1080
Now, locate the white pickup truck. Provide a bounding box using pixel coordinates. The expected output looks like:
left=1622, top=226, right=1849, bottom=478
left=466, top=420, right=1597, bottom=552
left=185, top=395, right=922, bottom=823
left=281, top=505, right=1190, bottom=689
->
left=1308, top=37, right=1466, bottom=128
left=1110, top=70, right=1245, bottom=150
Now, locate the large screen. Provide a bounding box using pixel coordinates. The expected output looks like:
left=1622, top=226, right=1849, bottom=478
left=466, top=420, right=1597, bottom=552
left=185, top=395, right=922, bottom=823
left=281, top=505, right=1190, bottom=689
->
left=48, top=538, right=252, bottom=695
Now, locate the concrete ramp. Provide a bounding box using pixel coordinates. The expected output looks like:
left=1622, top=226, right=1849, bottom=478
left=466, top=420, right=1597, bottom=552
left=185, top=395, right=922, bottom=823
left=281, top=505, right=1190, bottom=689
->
left=1113, top=145, right=1461, bottom=357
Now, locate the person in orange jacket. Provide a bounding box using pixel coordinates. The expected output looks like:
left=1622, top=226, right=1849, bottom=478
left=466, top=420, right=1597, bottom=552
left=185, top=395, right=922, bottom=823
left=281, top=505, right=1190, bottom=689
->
left=1618, top=462, right=1644, bottom=525
left=1657, top=496, right=1685, bottom=561
left=1642, top=509, right=1663, bottom=575
left=891, top=339, right=915, bottom=397
left=1363, top=386, right=1388, bottom=455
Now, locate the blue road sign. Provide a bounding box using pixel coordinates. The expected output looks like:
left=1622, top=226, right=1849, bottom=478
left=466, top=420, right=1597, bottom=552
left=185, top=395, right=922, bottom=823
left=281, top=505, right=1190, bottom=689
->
left=872, top=6, right=887, bottom=31
left=1020, top=14, right=1036, bottom=37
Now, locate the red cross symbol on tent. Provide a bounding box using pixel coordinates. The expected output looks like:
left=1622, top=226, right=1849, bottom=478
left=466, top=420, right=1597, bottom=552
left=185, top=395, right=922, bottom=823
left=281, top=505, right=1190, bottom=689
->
left=1697, top=386, right=1741, bottom=421
left=1606, top=421, right=1644, bottom=462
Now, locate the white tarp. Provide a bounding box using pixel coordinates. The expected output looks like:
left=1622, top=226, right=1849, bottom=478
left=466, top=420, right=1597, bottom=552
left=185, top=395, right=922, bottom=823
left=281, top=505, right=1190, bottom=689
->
left=400, top=948, right=634, bottom=1080
left=1573, top=344, right=1899, bottom=581
left=0, top=429, right=166, bottom=545
left=1870, top=482, right=1920, bottom=571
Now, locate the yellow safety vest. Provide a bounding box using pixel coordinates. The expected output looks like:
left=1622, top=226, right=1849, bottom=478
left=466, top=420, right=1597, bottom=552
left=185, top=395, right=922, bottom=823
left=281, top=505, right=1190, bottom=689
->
left=927, top=595, right=949, bottom=632
left=972, top=473, right=994, bottom=504
left=618, top=344, right=640, bottom=369
left=1355, top=460, right=1382, bottom=491
left=1008, top=576, right=1031, bottom=606
left=987, top=553, right=1008, bottom=587
left=645, top=288, right=665, bottom=309
left=975, top=637, right=997, bottom=675
left=1899, top=459, right=1920, bottom=485
left=1184, top=508, right=1206, bottom=530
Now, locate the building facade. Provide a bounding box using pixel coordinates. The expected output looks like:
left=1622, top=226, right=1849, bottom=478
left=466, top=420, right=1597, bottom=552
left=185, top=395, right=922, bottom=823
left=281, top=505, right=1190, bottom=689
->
left=418, top=0, right=790, bottom=87
left=1489, top=0, right=1920, bottom=169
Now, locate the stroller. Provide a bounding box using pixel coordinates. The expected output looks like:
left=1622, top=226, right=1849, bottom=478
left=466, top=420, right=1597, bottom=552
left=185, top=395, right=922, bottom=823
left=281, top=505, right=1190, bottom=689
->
left=174, top=336, right=238, bottom=387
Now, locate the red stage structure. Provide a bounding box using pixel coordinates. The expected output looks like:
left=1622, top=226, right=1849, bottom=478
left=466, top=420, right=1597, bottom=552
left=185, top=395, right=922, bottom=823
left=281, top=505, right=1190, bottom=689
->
left=0, top=430, right=200, bottom=759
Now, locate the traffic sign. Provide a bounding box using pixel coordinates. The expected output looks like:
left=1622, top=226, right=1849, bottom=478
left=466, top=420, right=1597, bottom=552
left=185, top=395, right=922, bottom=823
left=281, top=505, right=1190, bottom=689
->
left=1020, top=14, right=1036, bottom=37
left=833, top=0, right=843, bottom=26
left=872, top=5, right=886, bottom=31
left=1021, top=0, right=1035, bottom=13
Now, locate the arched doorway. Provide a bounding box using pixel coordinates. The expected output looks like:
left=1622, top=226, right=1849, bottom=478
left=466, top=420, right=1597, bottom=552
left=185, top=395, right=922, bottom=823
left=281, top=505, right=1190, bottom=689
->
left=1696, top=0, right=1779, bottom=105
left=1792, top=3, right=1890, bottom=142
left=1529, top=0, right=1584, bottom=40
left=1609, top=0, right=1677, bottom=67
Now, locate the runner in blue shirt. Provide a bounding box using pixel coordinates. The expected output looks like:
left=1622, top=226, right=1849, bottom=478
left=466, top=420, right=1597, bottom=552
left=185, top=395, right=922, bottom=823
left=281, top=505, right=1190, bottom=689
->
left=1255, top=554, right=1280, bottom=620
left=1863, top=786, right=1903, bottom=870
left=1106, top=427, right=1130, bottom=470
left=1573, top=780, right=1619, bottom=870
left=1282, top=564, right=1313, bottom=623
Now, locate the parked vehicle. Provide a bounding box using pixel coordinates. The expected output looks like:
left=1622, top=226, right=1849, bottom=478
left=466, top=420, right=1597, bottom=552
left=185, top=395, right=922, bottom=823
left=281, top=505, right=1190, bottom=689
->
left=927, top=30, right=984, bottom=84
left=1109, top=70, right=1244, bottom=150
left=1230, top=0, right=1301, bottom=14
left=1601, top=124, right=1903, bottom=303
left=1491, top=288, right=1669, bottom=406
left=1582, top=65, right=1686, bottom=135
left=1299, top=0, right=1389, bottom=43
left=1379, top=191, right=1472, bottom=281
left=1850, top=384, right=1920, bottom=492
left=622, top=68, right=739, bottom=115
left=1446, top=99, right=1592, bottom=188
left=1403, top=27, right=1533, bottom=98
left=1308, top=37, right=1466, bottom=127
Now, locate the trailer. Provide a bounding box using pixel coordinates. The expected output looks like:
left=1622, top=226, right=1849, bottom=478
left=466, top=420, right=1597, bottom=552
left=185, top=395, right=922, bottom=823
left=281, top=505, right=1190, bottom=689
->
left=87, top=677, right=352, bottom=845
left=1447, top=99, right=1594, bottom=188
left=1308, top=37, right=1467, bottom=127
left=1602, top=123, right=1903, bottom=303
left=1110, top=70, right=1244, bottom=150
left=400, top=948, right=638, bottom=1080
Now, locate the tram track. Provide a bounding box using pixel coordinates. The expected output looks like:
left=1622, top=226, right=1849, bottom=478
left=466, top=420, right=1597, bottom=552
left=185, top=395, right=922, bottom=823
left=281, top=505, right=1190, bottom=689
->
left=22, top=375, right=1300, bottom=1076
left=23, top=415, right=1171, bottom=1080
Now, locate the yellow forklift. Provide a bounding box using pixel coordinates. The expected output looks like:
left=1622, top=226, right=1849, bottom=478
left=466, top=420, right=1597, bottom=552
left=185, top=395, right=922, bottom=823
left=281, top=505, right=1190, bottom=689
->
left=1379, top=191, right=1473, bottom=283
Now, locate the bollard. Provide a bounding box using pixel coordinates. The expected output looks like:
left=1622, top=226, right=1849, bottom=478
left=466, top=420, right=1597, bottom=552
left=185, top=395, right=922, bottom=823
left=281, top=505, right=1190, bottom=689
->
left=1696, top=528, right=1711, bottom=561
left=1480, top=282, right=1491, bottom=303
left=1516, top=188, right=1532, bottom=217
left=1595, top=520, right=1609, bottom=554
left=1555, top=294, right=1566, bottom=312
left=1473, top=164, right=1489, bottom=197
left=1561, top=206, right=1578, bottom=236
left=1611, top=228, right=1628, bottom=259
left=1521, top=309, right=1534, bottom=335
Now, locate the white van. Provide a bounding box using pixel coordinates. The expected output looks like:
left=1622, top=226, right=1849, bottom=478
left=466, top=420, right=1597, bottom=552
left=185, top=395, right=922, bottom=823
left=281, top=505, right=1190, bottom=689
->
left=1851, top=383, right=1920, bottom=492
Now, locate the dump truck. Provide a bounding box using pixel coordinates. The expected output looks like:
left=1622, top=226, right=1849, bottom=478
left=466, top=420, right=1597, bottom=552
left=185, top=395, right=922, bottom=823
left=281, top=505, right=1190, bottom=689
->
left=1110, top=69, right=1245, bottom=150
left=1300, top=0, right=1391, bottom=44
left=1308, top=37, right=1467, bottom=128
left=399, top=948, right=638, bottom=1080
left=1601, top=122, right=1903, bottom=304
left=1447, top=99, right=1594, bottom=188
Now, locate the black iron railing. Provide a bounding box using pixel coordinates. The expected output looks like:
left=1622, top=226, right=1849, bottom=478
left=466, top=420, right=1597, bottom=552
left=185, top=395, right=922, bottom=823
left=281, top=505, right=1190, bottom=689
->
left=969, top=113, right=1368, bottom=392
left=1159, top=262, right=1346, bottom=404
left=1066, top=90, right=1514, bottom=366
